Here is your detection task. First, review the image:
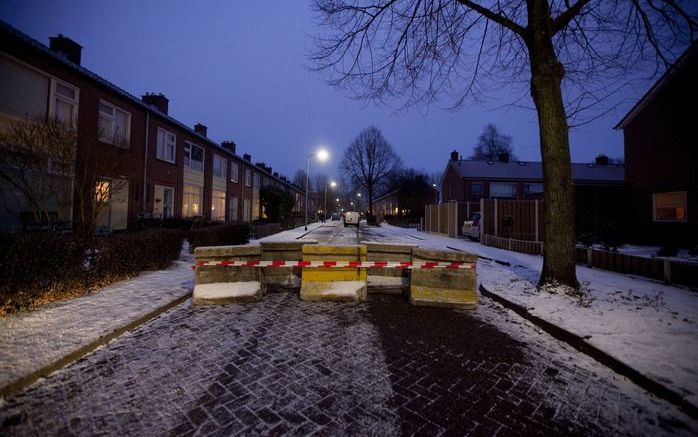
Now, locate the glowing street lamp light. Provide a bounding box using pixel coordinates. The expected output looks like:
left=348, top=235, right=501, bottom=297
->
left=305, top=148, right=329, bottom=230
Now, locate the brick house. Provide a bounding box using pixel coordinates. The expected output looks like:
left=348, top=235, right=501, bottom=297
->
left=374, top=183, right=438, bottom=223
left=439, top=151, right=626, bottom=236
left=615, top=41, right=697, bottom=246
left=0, top=21, right=304, bottom=232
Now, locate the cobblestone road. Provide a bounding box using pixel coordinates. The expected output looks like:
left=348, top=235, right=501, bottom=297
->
left=2, top=292, right=695, bottom=436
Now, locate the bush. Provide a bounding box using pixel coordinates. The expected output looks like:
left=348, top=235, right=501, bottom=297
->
left=0, top=228, right=185, bottom=314
left=188, top=223, right=250, bottom=252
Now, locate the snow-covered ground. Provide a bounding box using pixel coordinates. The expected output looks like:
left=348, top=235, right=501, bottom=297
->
left=367, top=223, right=698, bottom=410
left=592, top=244, right=698, bottom=264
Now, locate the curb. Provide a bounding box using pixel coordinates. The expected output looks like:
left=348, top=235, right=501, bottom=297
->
left=0, top=292, right=192, bottom=399
left=479, top=283, right=698, bottom=420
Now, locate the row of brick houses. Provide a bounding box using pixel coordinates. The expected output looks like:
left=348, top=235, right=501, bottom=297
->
left=0, top=21, right=308, bottom=233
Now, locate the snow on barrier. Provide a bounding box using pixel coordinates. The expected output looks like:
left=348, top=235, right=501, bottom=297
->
left=300, top=244, right=367, bottom=302
left=409, top=248, right=478, bottom=309
left=193, top=245, right=263, bottom=304
left=366, top=242, right=416, bottom=294
left=260, top=240, right=317, bottom=292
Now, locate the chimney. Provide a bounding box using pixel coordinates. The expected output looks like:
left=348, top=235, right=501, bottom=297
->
left=273, top=172, right=279, bottom=178
left=49, top=34, right=82, bottom=65
left=267, top=166, right=272, bottom=174
left=221, top=141, right=236, bottom=154
left=498, top=153, right=510, bottom=163
left=595, top=155, right=609, bottom=165
left=450, top=150, right=459, bottom=161
left=194, top=123, right=207, bottom=137
left=142, top=93, right=169, bottom=115
left=243, top=153, right=251, bottom=162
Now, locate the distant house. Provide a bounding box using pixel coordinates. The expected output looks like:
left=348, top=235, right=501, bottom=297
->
left=439, top=152, right=625, bottom=236
left=615, top=41, right=697, bottom=246
left=374, top=182, right=438, bottom=223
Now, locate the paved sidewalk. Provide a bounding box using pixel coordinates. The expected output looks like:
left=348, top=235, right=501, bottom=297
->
left=0, top=247, right=194, bottom=397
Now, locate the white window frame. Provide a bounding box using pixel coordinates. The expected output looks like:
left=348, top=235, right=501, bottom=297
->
left=230, top=161, right=239, bottom=183
left=182, top=184, right=203, bottom=218
left=244, top=168, right=252, bottom=187
left=253, top=172, right=260, bottom=189
left=653, top=191, right=688, bottom=222
left=228, top=196, right=238, bottom=222
left=50, top=79, right=79, bottom=127
left=156, top=128, right=176, bottom=164
left=98, top=99, right=131, bottom=147
left=184, top=141, right=204, bottom=171
left=213, top=154, right=227, bottom=179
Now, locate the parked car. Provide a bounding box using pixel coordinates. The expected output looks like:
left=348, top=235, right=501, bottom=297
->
left=462, top=212, right=481, bottom=240
left=344, top=211, right=360, bottom=227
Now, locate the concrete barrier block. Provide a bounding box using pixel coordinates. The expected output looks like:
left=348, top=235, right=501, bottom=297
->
left=409, top=248, right=478, bottom=309
left=193, top=245, right=263, bottom=304
left=366, top=242, right=416, bottom=294
left=300, top=244, right=367, bottom=302
left=261, top=240, right=317, bottom=292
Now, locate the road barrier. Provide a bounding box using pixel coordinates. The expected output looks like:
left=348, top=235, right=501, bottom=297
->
left=409, top=248, right=478, bottom=309
left=366, top=242, right=416, bottom=294
left=193, top=245, right=263, bottom=304
left=300, top=244, right=367, bottom=302
left=193, top=243, right=478, bottom=307
left=260, top=240, right=317, bottom=292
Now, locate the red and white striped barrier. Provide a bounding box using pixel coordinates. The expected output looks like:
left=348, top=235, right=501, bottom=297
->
left=193, top=260, right=476, bottom=270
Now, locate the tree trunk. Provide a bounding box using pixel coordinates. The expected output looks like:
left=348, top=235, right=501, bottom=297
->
left=526, top=4, right=579, bottom=289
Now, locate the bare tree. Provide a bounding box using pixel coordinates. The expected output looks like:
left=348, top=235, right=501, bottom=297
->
left=341, top=126, right=402, bottom=217
left=312, top=0, right=697, bottom=290
left=292, top=169, right=308, bottom=190
left=471, top=123, right=516, bottom=161
left=0, top=119, right=76, bottom=229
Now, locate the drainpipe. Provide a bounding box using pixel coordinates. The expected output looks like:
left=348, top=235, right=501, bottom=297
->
left=143, top=111, right=150, bottom=212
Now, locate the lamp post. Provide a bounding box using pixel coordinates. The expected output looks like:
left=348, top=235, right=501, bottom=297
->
left=324, top=181, right=336, bottom=220
left=305, top=148, right=329, bottom=230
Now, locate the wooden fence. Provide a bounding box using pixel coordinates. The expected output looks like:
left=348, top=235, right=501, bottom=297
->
left=482, top=234, right=544, bottom=255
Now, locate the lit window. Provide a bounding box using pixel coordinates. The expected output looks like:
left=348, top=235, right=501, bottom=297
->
left=213, top=154, right=227, bottom=179
left=182, top=184, right=202, bottom=217
left=653, top=191, right=687, bottom=222
left=184, top=142, right=204, bottom=171
left=253, top=172, right=260, bottom=188
left=243, top=198, right=251, bottom=222
left=156, top=128, right=176, bottom=163
left=211, top=190, right=226, bottom=221
left=98, top=100, right=131, bottom=147
left=228, top=196, right=238, bottom=221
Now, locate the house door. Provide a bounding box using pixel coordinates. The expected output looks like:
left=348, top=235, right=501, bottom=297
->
left=94, top=178, right=129, bottom=233
left=154, top=185, right=174, bottom=218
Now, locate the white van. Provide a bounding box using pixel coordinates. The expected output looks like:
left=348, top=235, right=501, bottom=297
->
left=343, top=211, right=360, bottom=227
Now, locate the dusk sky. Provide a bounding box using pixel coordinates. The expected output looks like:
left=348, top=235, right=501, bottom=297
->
left=0, top=1, right=664, bottom=181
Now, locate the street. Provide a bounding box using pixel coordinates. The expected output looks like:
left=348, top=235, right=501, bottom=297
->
left=1, top=221, right=695, bottom=436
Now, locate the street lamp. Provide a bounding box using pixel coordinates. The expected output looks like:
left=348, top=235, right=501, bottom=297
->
left=432, top=183, right=439, bottom=204
left=324, top=181, right=336, bottom=221
left=305, top=148, right=329, bottom=230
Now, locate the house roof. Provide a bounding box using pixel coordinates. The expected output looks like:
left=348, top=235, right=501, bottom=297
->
left=615, top=41, right=698, bottom=130
left=446, top=159, right=624, bottom=184
left=0, top=20, right=300, bottom=192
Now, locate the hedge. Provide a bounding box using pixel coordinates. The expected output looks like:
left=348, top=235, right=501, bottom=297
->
left=188, top=223, right=250, bottom=252
left=0, top=228, right=185, bottom=314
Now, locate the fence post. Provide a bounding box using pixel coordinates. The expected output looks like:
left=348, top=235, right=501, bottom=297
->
left=453, top=201, right=458, bottom=238
left=466, top=201, right=470, bottom=221
left=663, top=260, right=672, bottom=284
left=508, top=238, right=512, bottom=251
left=534, top=199, right=539, bottom=242
left=494, top=198, right=498, bottom=237
left=480, top=198, right=484, bottom=241
left=587, top=247, right=592, bottom=267
left=437, top=204, right=441, bottom=233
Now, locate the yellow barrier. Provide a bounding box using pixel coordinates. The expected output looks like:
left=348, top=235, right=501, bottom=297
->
left=193, top=245, right=263, bottom=304
left=366, top=242, right=416, bottom=294
left=409, top=248, right=478, bottom=309
left=300, top=244, right=367, bottom=302
left=261, top=240, right=317, bottom=292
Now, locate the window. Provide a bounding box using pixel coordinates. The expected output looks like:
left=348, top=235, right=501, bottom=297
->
left=53, top=81, right=78, bottom=126
left=653, top=191, right=687, bottom=222
left=98, top=100, right=131, bottom=147
left=471, top=182, right=483, bottom=196
left=184, top=142, right=204, bottom=170
left=182, top=184, right=202, bottom=217
left=213, top=154, right=227, bottom=179
left=0, top=56, right=49, bottom=119
left=244, top=168, right=252, bottom=187
left=490, top=182, right=517, bottom=199
left=253, top=172, right=260, bottom=188
left=524, top=183, right=544, bottom=194
left=230, top=162, right=239, bottom=183
left=211, top=190, right=226, bottom=221
left=228, top=196, right=238, bottom=222
left=243, top=199, right=251, bottom=222
left=156, top=128, right=176, bottom=163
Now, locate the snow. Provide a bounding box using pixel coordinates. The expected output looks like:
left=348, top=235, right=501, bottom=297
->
left=193, top=282, right=261, bottom=300
left=370, top=223, right=698, bottom=409
left=252, top=222, right=325, bottom=243
left=594, top=244, right=698, bottom=264
left=316, top=281, right=366, bottom=297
